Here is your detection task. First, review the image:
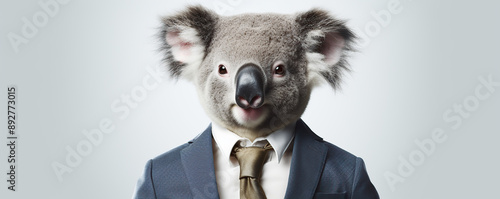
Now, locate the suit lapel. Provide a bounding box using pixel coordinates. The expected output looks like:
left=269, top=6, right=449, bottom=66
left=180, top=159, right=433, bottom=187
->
left=284, top=119, right=328, bottom=199
left=180, top=125, right=220, bottom=199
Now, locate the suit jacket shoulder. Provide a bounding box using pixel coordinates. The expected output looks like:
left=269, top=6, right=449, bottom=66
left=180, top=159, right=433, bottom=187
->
left=290, top=120, right=379, bottom=199
left=133, top=123, right=221, bottom=199
left=319, top=141, right=378, bottom=198
left=133, top=142, right=192, bottom=199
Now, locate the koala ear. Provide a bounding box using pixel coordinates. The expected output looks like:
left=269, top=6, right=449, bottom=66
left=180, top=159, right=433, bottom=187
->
left=159, top=5, right=218, bottom=80
left=296, top=9, right=355, bottom=89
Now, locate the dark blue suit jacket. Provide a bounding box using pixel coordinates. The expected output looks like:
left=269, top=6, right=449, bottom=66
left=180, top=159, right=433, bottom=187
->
left=134, top=119, right=379, bottom=199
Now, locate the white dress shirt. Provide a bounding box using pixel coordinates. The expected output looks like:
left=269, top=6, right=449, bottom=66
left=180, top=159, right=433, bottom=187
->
left=211, top=122, right=296, bottom=199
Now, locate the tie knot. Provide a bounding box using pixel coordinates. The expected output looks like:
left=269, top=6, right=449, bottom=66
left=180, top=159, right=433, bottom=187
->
left=233, top=142, right=273, bottom=178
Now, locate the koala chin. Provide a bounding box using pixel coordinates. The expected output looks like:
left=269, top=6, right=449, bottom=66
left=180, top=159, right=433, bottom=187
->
left=231, top=105, right=269, bottom=127
left=159, top=5, right=354, bottom=140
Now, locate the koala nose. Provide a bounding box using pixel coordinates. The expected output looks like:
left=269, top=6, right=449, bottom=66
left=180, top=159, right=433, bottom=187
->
left=235, top=64, right=266, bottom=109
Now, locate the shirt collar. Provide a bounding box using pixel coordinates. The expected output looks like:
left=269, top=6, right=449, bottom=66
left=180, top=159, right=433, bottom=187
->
left=212, top=121, right=296, bottom=165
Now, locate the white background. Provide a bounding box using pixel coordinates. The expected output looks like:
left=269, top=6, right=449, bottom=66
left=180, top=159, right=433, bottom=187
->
left=1, top=0, right=499, bottom=198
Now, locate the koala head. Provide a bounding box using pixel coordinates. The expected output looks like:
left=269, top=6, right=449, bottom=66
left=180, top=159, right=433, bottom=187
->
left=159, top=6, right=354, bottom=139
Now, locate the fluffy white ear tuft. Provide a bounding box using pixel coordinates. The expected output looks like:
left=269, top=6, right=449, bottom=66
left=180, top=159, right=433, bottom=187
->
left=159, top=6, right=219, bottom=80
left=164, top=27, right=205, bottom=80
left=320, top=33, right=346, bottom=66
left=165, top=27, right=202, bottom=64
left=297, top=8, right=355, bottom=89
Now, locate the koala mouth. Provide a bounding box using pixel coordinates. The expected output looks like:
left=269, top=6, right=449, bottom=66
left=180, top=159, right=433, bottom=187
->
left=231, top=105, right=269, bottom=126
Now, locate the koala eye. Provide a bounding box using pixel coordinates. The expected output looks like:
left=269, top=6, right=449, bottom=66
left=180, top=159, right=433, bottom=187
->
left=218, top=64, right=228, bottom=75
left=273, top=64, right=286, bottom=76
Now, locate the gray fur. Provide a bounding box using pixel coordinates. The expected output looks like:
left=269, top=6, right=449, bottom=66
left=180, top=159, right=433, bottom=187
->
left=159, top=6, right=356, bottom=138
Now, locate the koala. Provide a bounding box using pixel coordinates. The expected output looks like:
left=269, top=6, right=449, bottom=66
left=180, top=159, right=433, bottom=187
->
left=160, top=6, right=353, bottom=140
left=134, top=5, right=379, bottom=199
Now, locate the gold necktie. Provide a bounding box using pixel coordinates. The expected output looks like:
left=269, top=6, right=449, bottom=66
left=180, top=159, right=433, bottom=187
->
left=233, top=142, right=273, bottom=199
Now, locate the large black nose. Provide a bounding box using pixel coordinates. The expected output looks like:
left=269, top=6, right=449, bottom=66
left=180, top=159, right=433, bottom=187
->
left=235, top=64, right=266, bottom=109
